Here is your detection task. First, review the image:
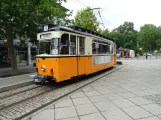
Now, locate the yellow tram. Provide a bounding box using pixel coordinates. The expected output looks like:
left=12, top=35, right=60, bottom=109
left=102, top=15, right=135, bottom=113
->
left=35, top=25, right=117, bottom=83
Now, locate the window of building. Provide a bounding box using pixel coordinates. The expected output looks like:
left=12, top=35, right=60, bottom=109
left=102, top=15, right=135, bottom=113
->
left=79, top=37, right=85, bottom=55
left=60, top=33, right=69, bottom=55
left=70, top=35, right=76, bottom=55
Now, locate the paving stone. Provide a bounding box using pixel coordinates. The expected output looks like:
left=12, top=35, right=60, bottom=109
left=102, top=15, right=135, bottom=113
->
left=131, top=90, right=151, bottom=96
left=158, top=115, right=161, bottom=119
left=104, top=93, right=123, bottom=100
left=30, top=109, right=54, bottom=120
left=60, top=117, right=79, bottom=120
left=55, top=98, right=73, bottom=108
left=82, top=86, right=94, bottom=92
left=55, top=106, right=77, bottom=120
left=128, top=97, right=153, bottom=105
left=141, top=103, right=161, bottom=115
left=143, top=94, right=161, bottom=105
left=144, top=89, right=161, bottom=94
left=110, top=88, right=127, bottom=93
left=102, top=108, right=133, bottom=120
left=112, top=98, right=135, bottom=108
left=88, top=95, right=107, bottom=103
left=84, top=91, right=101, bottom=97
left=80, top=113, right=105, bottom=120
left=138, top=116, right=161, bottom=120
left=72, top=97, right=91, bottom=105
left=118, top=92, right=137, bottom=98
left=94, top=101, right=118, bottom=111
left=75, top=103, right=98, bottom=116
left=71, top=92, right=86, bottom=99
left=122, top=106, right=153, bottom=119
left=98, top=89, right=115, bottom=95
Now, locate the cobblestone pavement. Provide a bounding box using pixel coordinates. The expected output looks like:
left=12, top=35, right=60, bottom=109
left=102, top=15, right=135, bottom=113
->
left=0, top=84, right=40, bottom=99
left=22, top=60, right=161, bottom=120
left=0, top=64, right=122, bottom=120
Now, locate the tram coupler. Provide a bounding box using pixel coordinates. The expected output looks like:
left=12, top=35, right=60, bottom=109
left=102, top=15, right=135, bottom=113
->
left=34, top=75, right=56, bottom=84
left=33, top=75, right=47, bottom=84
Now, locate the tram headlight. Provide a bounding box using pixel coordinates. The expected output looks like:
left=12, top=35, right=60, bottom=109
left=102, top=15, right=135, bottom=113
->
left=41, top=66, right=46, bottom=71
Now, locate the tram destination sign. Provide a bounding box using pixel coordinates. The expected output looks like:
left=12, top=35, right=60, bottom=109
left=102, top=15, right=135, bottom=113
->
left=40, top=33, right=52, bottom=39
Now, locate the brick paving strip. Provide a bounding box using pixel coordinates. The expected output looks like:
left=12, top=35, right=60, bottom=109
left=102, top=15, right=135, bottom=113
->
left=0, top=65, right=125, bottom=120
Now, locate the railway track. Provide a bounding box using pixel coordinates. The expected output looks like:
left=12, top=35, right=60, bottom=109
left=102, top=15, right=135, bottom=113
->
left=0, top=65, right=125, bottom=120
left=0, top=84, right=41, bottom=99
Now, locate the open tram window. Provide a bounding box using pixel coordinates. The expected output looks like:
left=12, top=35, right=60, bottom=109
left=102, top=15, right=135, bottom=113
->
left=102, top=44, right=108, bottom=54
left=107, top=45, right=110, bottom=54
left=60, top=33, right=69, bottom=55
left=98, top=42, right=102, bottom=54
left=79, top=37, right=85, bottom=55
left=110, top=45, right=113, bottom=54
left=92, top=40, right=99, bottom=54
left=70, top=35, right=76, bottom=55
left=92, top=42, right=96, bottom=54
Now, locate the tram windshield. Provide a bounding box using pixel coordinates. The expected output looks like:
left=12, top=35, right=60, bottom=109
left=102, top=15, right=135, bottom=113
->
left=38, top=38, right=60, bottom=55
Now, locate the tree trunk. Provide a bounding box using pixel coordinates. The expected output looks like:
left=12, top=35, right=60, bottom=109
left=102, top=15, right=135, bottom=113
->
left=6, top=25, right=18, bottom=75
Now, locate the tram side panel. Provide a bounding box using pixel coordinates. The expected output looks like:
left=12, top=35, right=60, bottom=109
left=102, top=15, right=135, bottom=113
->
left=85, top=56, right=95, bottom=75
left=57, top=57, right=77, bottom=82
left=56, top=56, right=87, bottom=82
left=92, top=55, right=114, bottom=73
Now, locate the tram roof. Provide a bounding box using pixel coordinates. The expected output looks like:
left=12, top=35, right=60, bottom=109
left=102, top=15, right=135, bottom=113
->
left=43, top=25, right=114, bottom=43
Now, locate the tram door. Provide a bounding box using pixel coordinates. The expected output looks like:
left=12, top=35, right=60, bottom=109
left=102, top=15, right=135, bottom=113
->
left=77, top=36, right=85, bottom=76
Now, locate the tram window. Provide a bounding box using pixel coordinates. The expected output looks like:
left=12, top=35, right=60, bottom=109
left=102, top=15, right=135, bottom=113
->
left=39, top=41, right=50, bottom=54
left=110, top=45, right=113, bottom=54
left=102, top=44, right=107, bottom=54
left=60, top=33, right=69, bottom=55
left=79, top=37, right=85, bottom=55
left=107, top=45, right=110, bottom=53
left=98, top=43, right=102, bottom=54
left=70, top=35, right=76, bottom=55
left=92, top=42, right=96, bottom=54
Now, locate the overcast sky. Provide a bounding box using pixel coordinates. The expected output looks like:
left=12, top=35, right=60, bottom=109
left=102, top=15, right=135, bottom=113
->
left=62, top=0, right=161, bottom=31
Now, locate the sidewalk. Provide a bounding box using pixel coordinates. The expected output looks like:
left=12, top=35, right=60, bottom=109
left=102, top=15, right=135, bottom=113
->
left=25, top=60, right=161, bottom=120
left=0, top=65, right=36, bottom=92
left=0, top=72, right=36, bottom=92
left=0, top=65, right=35, bottom=78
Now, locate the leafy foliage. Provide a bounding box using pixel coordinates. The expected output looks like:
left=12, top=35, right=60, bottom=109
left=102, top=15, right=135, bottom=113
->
left=73, top=7, right=100, bottom=32
left=103, top=22, right=138, bottom=51
left=0, top=0, right=71, bottom=74
left=119, top=21, right=135, bottom=33
left=138, top=24, right=159, bottom=52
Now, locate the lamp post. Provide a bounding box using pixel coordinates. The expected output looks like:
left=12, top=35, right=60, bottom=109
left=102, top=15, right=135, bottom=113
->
left=27, top=41, right=32, bottom=65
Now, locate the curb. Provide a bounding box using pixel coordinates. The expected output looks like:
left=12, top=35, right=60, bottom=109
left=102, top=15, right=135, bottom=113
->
left=0, top=80, right=34, bottom=93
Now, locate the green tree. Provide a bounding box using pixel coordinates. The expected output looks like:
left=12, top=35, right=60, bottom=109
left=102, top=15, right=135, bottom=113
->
left=107, top=22, right=138, bottom=51
left=107, top=32, right=124, bottom=48
left=0, top=0, right=71, bottom=75
left=156, top=39, right=161, bottom=49
left=119, top=21, right=135, bottom=33
left=138, top=24, right=158, bottom=52
left=73, top=7, right=100, bottom=32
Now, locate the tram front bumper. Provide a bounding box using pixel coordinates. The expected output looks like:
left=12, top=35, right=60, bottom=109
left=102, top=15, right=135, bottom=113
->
left=34, top=75, right=56, bottom=83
